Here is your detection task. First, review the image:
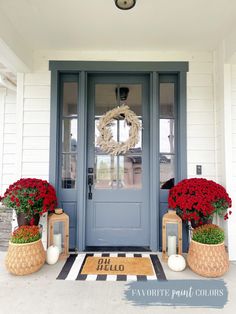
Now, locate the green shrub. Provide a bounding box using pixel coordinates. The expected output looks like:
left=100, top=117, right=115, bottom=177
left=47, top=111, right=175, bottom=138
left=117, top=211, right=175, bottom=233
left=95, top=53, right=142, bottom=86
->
left=192, top=224, right=225, bottom=245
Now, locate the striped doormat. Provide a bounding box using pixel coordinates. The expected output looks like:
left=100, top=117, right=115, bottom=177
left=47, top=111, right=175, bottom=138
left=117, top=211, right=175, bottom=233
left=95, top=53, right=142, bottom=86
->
left=57, top=253, right=166, bottom=281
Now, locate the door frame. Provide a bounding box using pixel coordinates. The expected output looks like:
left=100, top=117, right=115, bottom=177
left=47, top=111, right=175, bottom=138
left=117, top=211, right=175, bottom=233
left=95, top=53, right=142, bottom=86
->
left=49, top=61, right=188, bottom=252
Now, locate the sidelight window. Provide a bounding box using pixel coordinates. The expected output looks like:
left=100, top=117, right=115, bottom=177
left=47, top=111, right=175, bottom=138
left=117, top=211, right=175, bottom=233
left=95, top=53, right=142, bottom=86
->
left=61, top=80, right=78, bottom=189
left=159, top=80, right=177, bottom=189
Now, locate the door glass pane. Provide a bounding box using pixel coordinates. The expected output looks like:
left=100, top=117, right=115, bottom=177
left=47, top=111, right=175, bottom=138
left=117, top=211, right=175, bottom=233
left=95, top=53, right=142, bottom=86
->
left=160, top=154, right=175, bottom=189
left=95, top=119, right=118, bottom=150
left=160, top=119, right=175, bottom=153
left=119, top=154, right=142, bottom=189
left=95, top=155, right=118, bottom=189
left=160, top=83, right=175, bottom=118
left=94, top=84, right=142, bottom=189
left=159, top=79, right=176, bottom=189
left=63, top=82, right=78, bottom=117
left=61, top=154, right=77, bottom=189
left=119, top=119, right=142, bottom=148
left=62, top=119, right=77, bottom=152
left=61, top=79, right=78, bottom=189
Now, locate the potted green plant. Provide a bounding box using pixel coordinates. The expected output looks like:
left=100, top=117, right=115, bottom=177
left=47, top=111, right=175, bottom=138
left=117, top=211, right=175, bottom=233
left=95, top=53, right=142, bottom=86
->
left=187, top=224, right=229, bottom=277
left=0, top=178, right=57, bottom=226
left=168, top=178, right=232, bottom=227
left=5, top=225, right=46, bottom=275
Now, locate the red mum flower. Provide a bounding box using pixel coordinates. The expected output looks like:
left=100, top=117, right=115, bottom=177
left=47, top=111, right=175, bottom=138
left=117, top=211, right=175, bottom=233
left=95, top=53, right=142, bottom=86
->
left=0, top=178, right=58, bottom=222
left=168, top=178, right=232, bottom=225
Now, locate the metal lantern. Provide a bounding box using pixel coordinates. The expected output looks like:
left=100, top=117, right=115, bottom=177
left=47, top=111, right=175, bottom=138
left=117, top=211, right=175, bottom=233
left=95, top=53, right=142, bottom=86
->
left=162, top=209, right=182, bottom=262
left=48, top=209, right=69, bottom=259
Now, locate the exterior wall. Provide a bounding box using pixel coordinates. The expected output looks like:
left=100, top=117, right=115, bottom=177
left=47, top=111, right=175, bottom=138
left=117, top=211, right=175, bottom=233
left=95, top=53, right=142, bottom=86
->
left=16, top=72, right=50, bottom=182
left=187, top=58, right=215, bottom=180
left=0, top=88, right=17, bottom=195
left=214, top=49, right=225, bottom=185
left=231, top=64, right=236, bottom=184
left=212, top=48, right=230, bottom=248
left=229, top=63, right=236, bottom=260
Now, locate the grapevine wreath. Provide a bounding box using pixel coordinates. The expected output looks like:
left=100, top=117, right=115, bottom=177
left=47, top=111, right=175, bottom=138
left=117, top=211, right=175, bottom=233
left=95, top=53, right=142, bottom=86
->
left=96, top=105, right=141, bottom=155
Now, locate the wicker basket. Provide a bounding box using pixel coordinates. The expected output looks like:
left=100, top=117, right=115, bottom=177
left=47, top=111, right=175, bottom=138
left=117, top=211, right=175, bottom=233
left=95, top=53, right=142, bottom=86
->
left=187, top=240, right=229, bottom=277
left=5, top=239, right=46, bottom=276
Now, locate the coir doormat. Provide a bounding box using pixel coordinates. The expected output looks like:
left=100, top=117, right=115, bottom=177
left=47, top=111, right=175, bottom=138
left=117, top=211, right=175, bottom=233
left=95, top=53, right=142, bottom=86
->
left=57, top=253, right=166, bottom=281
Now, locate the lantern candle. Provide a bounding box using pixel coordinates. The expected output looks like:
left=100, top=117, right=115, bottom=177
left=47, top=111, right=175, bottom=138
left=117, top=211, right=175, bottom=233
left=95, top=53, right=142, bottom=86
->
left=53, top=233, right=62, bottom=253
left=168, top=235, right=177, bottom=256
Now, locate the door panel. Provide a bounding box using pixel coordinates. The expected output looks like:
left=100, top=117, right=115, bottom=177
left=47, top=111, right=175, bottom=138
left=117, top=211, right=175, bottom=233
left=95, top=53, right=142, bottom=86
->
left=86, top=75, right=149, bottom=247
left=94, top=203, right=141, bottom=228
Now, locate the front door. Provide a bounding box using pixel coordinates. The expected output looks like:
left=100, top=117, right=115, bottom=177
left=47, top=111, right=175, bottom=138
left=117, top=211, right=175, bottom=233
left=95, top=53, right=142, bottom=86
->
left=86, top=75, right=150, bottom=247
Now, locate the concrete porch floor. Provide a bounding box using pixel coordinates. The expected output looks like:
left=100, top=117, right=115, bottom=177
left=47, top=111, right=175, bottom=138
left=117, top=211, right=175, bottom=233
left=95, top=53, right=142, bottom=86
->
left=0, top=251, right=235, bottom=314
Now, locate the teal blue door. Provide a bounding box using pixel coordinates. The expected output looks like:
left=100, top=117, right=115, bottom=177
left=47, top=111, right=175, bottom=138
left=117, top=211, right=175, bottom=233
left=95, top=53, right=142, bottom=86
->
left=86, top=75, right=150, bottom=247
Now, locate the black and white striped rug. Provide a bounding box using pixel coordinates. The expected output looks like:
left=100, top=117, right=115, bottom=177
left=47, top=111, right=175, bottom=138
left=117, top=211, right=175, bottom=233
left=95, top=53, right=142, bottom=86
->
left=57, top=253, right=167, bottom=281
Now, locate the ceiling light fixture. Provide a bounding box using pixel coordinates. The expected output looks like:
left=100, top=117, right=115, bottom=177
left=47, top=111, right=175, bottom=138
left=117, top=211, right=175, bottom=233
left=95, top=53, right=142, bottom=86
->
left=115, top=0, right=136, bottom=10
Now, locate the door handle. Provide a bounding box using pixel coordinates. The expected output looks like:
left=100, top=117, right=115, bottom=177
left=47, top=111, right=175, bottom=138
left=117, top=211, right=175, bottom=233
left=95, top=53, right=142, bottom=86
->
left=88, top=175, right=93, bottom=186
left=88, top=175, right=93, bottom=199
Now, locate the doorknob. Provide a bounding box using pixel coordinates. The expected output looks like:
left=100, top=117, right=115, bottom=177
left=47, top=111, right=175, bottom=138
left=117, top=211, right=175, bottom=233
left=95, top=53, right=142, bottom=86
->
left=88, top=174, right=93, bottom=199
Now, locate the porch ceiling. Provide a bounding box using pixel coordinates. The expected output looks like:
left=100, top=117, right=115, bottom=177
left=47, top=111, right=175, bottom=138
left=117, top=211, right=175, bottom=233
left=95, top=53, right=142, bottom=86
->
left=0, top=0, right=236, bottom=52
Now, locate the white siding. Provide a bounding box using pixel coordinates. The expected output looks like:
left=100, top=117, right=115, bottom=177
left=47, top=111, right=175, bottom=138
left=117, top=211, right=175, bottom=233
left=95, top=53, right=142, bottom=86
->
left=187, top=57, right=216, bottom=181
left=0, top=73, right=51, bottom=194
left=229, top=64, right=236, bottom=259
left=232, top=66, right=236, bottom=134
left=0, top=88, right=17, bottom=195
left=21, top=72, right=51, bottom=180
left=0, top=88, right=6, bottom=195
left=213, top=49, right=225, bottom=186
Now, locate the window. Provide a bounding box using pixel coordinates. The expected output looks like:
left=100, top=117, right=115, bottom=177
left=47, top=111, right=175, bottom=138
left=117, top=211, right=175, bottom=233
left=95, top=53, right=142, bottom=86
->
left=159, top=78, right=177, bottom=189
left=61, top=80, right=78, bottom=189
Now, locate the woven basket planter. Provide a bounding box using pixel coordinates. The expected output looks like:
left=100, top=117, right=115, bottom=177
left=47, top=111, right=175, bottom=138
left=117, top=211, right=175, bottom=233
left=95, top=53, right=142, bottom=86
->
left=5, top=239, right=46, bottom=276
left=187, top=240, right=229, bottom=277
